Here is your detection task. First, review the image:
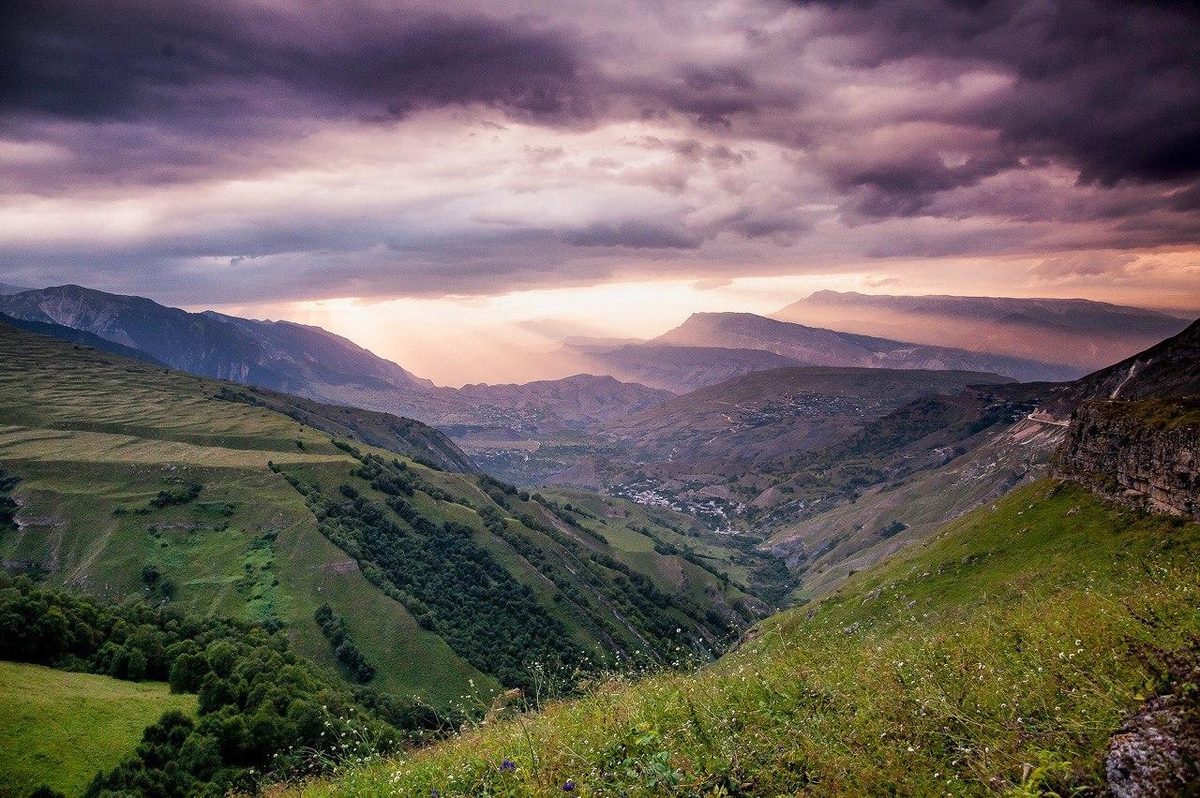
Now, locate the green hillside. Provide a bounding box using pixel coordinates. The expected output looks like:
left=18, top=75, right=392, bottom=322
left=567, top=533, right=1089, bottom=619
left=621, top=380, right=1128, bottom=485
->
left=287, top=481, right=1200, bottom=796
left=0, top=662, right=195, bottom=798
left=0, top=322, right=777, bottom=704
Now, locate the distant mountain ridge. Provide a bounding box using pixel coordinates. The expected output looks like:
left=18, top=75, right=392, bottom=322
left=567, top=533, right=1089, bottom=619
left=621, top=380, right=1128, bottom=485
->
left=0, top=285, right=433, bottom=402
left=1040, top=317, right=1200, bottom=416
left=774, top=291, right=1190, bottom=372
left=657, top=311, right=1077, bottom=382
left=0, top=286, right=672, bottom=435
left=452, top=374, right=671, bottom=422
left=598, top=366, right=1016, bottom=468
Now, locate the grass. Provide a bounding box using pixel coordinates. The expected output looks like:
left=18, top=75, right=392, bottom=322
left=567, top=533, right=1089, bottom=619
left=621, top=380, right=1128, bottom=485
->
left=280, top=481, right=1200, bottom=797
left=1084, top=397, right=1200, bottom=430
left=0, top=661, right=196, bottom=798
left=0, top=322, right=774, bottom=707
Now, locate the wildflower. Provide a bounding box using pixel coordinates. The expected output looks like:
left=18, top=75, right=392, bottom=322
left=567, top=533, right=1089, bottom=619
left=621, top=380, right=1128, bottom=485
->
left=563, top=780, right=576, bottom=791
left=500, top=758, right=517, bottom=772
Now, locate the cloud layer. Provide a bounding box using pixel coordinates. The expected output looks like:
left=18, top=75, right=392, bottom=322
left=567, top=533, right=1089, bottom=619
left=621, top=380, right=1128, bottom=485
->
left=1, top=0, right=1198, bottom=304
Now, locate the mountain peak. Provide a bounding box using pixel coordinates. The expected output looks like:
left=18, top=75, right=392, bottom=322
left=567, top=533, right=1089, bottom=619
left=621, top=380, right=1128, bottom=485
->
left=0, top=284, right=435, bottom=396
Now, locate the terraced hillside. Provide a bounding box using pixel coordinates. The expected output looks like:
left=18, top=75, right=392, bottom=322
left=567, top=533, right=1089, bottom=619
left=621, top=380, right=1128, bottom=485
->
left=0, top=322, right=781, bottom=704
left=288, top=480, right=1200, bottom=797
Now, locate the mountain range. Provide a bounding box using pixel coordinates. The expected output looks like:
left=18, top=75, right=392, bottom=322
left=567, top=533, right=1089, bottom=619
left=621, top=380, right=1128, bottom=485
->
left=564, top=341, right=805, bottom=394
left=656, top=311, right=1079, bottom=382
left=597, top=366, right=1014, bottom=468
left=0, top=284, right=433, bottom=402
left=775, top=290, right=1191, bottom=373
left=2, top=283, right=1191, bottom=497
left=2, top=282, right=1198, bottom=797
left=0, top=316, right=785, bottom=703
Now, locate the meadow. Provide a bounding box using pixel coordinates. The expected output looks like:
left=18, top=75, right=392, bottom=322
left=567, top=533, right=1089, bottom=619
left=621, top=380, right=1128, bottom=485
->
left=0, top=662, right=195, bottom=797
left=281, top=480, right=1200, bottom=796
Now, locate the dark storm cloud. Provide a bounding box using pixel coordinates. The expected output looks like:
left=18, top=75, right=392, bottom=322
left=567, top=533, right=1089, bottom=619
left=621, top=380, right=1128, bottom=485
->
left=793, top=0, right=1200, bottom=186
left=3, top=0, right=1200, bottom=304
left=0, top=0, right=601, bottom=192
left=831, top=151, right=1019, bottom=219
left=0, top=0, right=593, bottom=126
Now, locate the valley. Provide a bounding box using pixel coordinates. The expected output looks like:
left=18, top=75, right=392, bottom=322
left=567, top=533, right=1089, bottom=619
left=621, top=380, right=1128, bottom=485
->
left=0, top=289, right=1196, bottom=797
left=0, top=320, right=784, bottom=707
left=6, top=2, right=1200, bottom=793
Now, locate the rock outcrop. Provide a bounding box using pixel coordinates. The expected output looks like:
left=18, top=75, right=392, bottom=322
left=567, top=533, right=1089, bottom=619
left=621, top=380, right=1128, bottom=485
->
left=1055, top=399, right=1200, bottom=519
left=1105, top=654, right=1200, bottom=797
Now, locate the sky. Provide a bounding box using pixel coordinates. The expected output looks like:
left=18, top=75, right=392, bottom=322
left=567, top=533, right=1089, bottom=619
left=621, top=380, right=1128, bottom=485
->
left=2, top=0, right=1199, bottom=384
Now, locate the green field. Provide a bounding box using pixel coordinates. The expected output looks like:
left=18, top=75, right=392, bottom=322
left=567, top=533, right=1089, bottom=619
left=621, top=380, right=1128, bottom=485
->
left=0, top=661, right=196, bottom=798
left=0, top=321, right=776, bottom=706
left=286, top=480, right=1200, bottom=796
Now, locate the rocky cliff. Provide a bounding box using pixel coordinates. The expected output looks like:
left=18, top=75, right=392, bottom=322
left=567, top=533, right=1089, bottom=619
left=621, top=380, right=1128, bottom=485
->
left=1055, top=399, right=1200, bottom=519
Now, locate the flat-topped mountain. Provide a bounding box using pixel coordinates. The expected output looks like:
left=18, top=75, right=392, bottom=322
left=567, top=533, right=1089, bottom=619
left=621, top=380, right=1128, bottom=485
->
left=656, top=311, right=1076, bottom=382
left=566, top=340, right=806, bottom=394
left=775, top=290, right=1190, bottom=372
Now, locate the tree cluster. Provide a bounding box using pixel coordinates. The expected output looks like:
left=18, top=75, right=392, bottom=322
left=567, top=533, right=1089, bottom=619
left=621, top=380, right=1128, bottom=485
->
left=313, top=603, right=375, bottom=683
left=0, top=575, right=440, bottom=797
left=282, top=457, right=586, bottom=690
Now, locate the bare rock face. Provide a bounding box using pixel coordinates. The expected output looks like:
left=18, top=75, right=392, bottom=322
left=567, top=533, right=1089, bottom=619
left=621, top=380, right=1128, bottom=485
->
left=1055, top=399, right=1200, bottom=520
left=1106, top=659, right=1200, bottom=797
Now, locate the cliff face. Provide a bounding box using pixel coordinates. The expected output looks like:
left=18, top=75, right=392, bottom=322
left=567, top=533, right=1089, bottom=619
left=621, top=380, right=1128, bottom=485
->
left=1055, top=399, right=1200, bottom=519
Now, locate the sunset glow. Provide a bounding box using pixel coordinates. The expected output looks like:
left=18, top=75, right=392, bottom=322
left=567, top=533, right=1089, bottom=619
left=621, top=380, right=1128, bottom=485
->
left=3, top=0, right=1198, bottom=383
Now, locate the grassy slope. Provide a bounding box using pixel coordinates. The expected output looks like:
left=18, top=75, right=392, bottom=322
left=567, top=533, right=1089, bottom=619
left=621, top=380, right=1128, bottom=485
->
left=289, top=481, right=1200, bottom=797
left=769, top=416, right=1066, bottom=599
left=0, top=325, right=487, bottom=704
left=0, top=325, right=771, bottom=703
left=0, top=661, right=196, bottom=798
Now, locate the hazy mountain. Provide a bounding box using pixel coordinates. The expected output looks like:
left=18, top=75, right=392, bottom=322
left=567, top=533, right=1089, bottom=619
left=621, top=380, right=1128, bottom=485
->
left=774, top=291, right=1190, bottom=372
left=0, top=286, right=673, bottom=439
left=0, top=282, right=29, bottom=295
left=0, top=285, right=433, bottom=405
left=452, top=374, right=671, bottom=423
left=1039, top=317, right=1200, bottom=416
left=656, top=312, right=1078, bottom=382
left=415, top=374, right=672, bottom=444
left=567, top=341, right=806, bottom=394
